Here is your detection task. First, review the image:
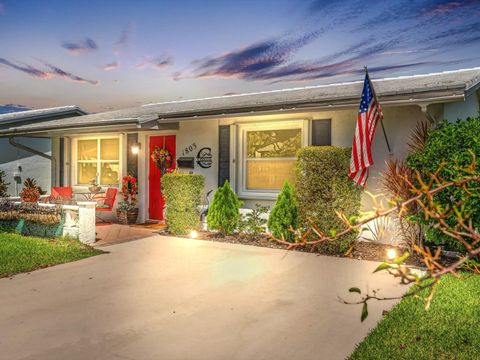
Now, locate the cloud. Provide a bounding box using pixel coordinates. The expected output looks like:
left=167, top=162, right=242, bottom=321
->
left=0, top=2, right=5, bottom=14
left=179, top=36, right=400, bottom=83
left=136, top=56, right=174, bottom=70
left=0, top=58, right=52, bottom=79
left=102, top=61, right=119, bottom=71
left=44, top=63, right=100, bottom=85
left=0, top=58, right=99, bottom=86
left=61, top=37, right=98, bottom=55
left=178, top=31, right=320, bottom=81
left=419, top=0, right=479, bottom=17
left=114, top=23, right=134, bottom=54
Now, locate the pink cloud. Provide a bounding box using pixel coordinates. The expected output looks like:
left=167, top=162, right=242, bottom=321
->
left=102, top=61, right=119, bottom=71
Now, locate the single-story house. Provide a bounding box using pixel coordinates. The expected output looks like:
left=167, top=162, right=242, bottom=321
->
left=0, top=106, right=87, bottom=196
left=1, top=67, right=479, bottom=223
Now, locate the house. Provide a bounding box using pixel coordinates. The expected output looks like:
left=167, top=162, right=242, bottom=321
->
left=0, top=67, right=479, bottom=223
left=0, top=106, right=87, bottom=196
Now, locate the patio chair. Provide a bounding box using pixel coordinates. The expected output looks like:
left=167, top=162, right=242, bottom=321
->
left=49, top=186, right=73, bottom=204
left=94, top=187, right=118, bottom=223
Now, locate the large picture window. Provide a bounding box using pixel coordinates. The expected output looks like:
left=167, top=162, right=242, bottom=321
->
left=76, top=138, right=120, bottom=185
left=238, top=121, right=307, bottom=198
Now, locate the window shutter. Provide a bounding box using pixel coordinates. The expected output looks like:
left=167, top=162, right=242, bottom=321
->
left=218, top=125, right=230, bottom=187
left=311, top=119, right=331, bottom=146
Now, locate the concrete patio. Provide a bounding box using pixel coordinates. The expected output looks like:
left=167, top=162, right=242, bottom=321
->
left=0, top=235, right=406, bottom=360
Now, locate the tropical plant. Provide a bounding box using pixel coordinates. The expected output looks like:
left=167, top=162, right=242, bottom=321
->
left=268, top=180, right=298, bottom=242
left=406, top=116, right=480, bottom=251
left=238, top=204, right=269, bottom=239
left=207, top=180, right=242, bottom=236
left=19, top=178, right=41, bottom=203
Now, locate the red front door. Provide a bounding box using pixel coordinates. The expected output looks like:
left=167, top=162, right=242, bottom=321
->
left=149, top=135, right=176, bottom=220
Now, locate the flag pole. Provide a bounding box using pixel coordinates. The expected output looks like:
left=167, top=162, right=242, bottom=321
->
left=364, top=66, right=392, bottom=154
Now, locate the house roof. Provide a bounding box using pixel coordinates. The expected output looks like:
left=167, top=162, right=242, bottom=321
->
left=0, top=105, right=87, bottom=126
left=1, top=67, right=480, bottom=136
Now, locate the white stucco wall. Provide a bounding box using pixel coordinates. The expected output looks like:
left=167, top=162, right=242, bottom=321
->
left=444, top=92, right=479, bottom=121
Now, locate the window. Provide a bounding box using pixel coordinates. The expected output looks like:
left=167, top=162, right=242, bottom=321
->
left=238, top=121, right=307, bottom=198
left=76, top=138, right=120, bottom=185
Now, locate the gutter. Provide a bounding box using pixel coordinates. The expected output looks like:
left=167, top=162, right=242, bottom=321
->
left=8, top=137, right=56, bottom=184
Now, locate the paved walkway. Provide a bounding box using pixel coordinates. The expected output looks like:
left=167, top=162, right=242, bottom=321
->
left=0, top=236, right=406, bottom=360
left=94, top=224, right=158, bottom=246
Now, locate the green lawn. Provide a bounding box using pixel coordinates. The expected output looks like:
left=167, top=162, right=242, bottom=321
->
left=0, top=232, right=104, bottom=277
left=349, top=273, right=480, bottom=360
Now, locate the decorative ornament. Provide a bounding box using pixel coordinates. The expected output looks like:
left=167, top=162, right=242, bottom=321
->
left=151, top=147, right=173, bottom=176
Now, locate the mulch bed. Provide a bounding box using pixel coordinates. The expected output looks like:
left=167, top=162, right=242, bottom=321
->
left=160, top=230, right=432, bottom=267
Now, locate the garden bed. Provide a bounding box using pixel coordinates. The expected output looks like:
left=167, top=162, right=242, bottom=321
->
left=161, top=230, right=429, bottom=267
left=0, top=232, right=104, bottom=278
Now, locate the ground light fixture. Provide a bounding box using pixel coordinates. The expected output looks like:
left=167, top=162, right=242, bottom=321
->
left=190, top=230, right=198, bottom=239
left=131, top=143, right=141, bottom=155
left=386, top=248, right=397, bottom=260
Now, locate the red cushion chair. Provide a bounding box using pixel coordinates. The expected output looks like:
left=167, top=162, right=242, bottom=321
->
left=94, top=188, right=118, bottom=222
left=49, top=186, right=73, bottom=203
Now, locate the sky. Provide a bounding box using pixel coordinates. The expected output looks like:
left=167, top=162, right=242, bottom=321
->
left=1, top=0, right=480, bottom=113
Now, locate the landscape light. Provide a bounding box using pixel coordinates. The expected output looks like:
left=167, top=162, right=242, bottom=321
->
left=386, top=248, right=397, bottom=260
left=190, top=230, right=198, bottom=239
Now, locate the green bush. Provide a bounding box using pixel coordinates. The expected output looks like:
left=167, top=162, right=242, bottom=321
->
left=268, top=180, right=298, bottom=242
left=406, top=117, right=480, bottom=251
left=296, top=146, right=362, bottom=254
left=0, top=169, right=9, bottom=198
left=238, top=204, right=269, bottom=239
left=162, top=172, right=205, bottom=235
left=207, top=180, right=241, bottom=235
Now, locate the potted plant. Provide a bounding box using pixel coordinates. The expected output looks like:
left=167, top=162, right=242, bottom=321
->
left=88, top=178, right=102, bottom=193
left=116, top=175, right=138, bottom=224
left=19, top=178, right=42, bottom=203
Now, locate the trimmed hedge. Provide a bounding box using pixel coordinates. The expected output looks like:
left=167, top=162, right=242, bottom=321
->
left=0, top=218, right=64, bottom=238
left=162, top=172, right=205, bottom=235
left=406, top=117, right=480, bottom=251
left=296, top=146, right=362, bottom=254
left=268, top=180, right=298, bottom=242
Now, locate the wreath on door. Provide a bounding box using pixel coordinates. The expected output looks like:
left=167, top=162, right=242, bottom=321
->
left=151, top=147, right=172, bottom=176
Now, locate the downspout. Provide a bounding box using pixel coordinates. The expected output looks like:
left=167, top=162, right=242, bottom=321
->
left=8, top=136, right=56, bottom=185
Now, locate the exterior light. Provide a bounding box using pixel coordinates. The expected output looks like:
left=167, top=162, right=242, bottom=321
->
left=190, top=230, right=198, bottom=239
left=386, top=248, right=397, bottom=260
left=131, top=143, right=141, bottom=155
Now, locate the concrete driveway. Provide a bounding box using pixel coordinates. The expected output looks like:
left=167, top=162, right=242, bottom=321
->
left=0, top=236, right=406, bottom=360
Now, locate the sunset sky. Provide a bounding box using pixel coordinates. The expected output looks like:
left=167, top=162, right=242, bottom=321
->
left=1, top=0, right=479, bottom=112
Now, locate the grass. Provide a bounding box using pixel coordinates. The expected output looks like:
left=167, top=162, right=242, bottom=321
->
left=349, top=273, right=480, bottom=360
left=0, top=232, right=104, bottom=278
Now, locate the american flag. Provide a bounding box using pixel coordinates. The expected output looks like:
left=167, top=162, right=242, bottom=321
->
left=348, top=72, right=383, bottom=187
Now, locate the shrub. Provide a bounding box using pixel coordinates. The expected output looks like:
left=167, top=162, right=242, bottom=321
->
left=207, top=180, right=241, bottom=235
left=268, top=180, right=298, bottom=242
left=0, top=169, right=9, bottom=198
left=406, top=117, right=480, bottom=251
left=238, top=204, right=269, bottom=239
left=162, top=172, right=205, bottom=235
left=296, top=146, right=362, bottom=254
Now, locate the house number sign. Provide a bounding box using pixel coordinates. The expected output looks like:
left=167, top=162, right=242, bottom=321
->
left=181, top=142, right=197, bottom=156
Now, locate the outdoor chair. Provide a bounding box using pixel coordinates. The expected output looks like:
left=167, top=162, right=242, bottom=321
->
left=94, top=187, right=118, bottom=223
left=49, top=186, right=73, bottom=204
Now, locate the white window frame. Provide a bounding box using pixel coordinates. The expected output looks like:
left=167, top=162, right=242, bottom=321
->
left=237, top=120, right=309, bottom=199
left=72, top=135, right=123, bottom=187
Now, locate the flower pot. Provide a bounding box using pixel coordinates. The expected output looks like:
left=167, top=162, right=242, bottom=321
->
left=88, top=185, right=102, bottom=193
left=117, top=208, right=139, bottom=225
